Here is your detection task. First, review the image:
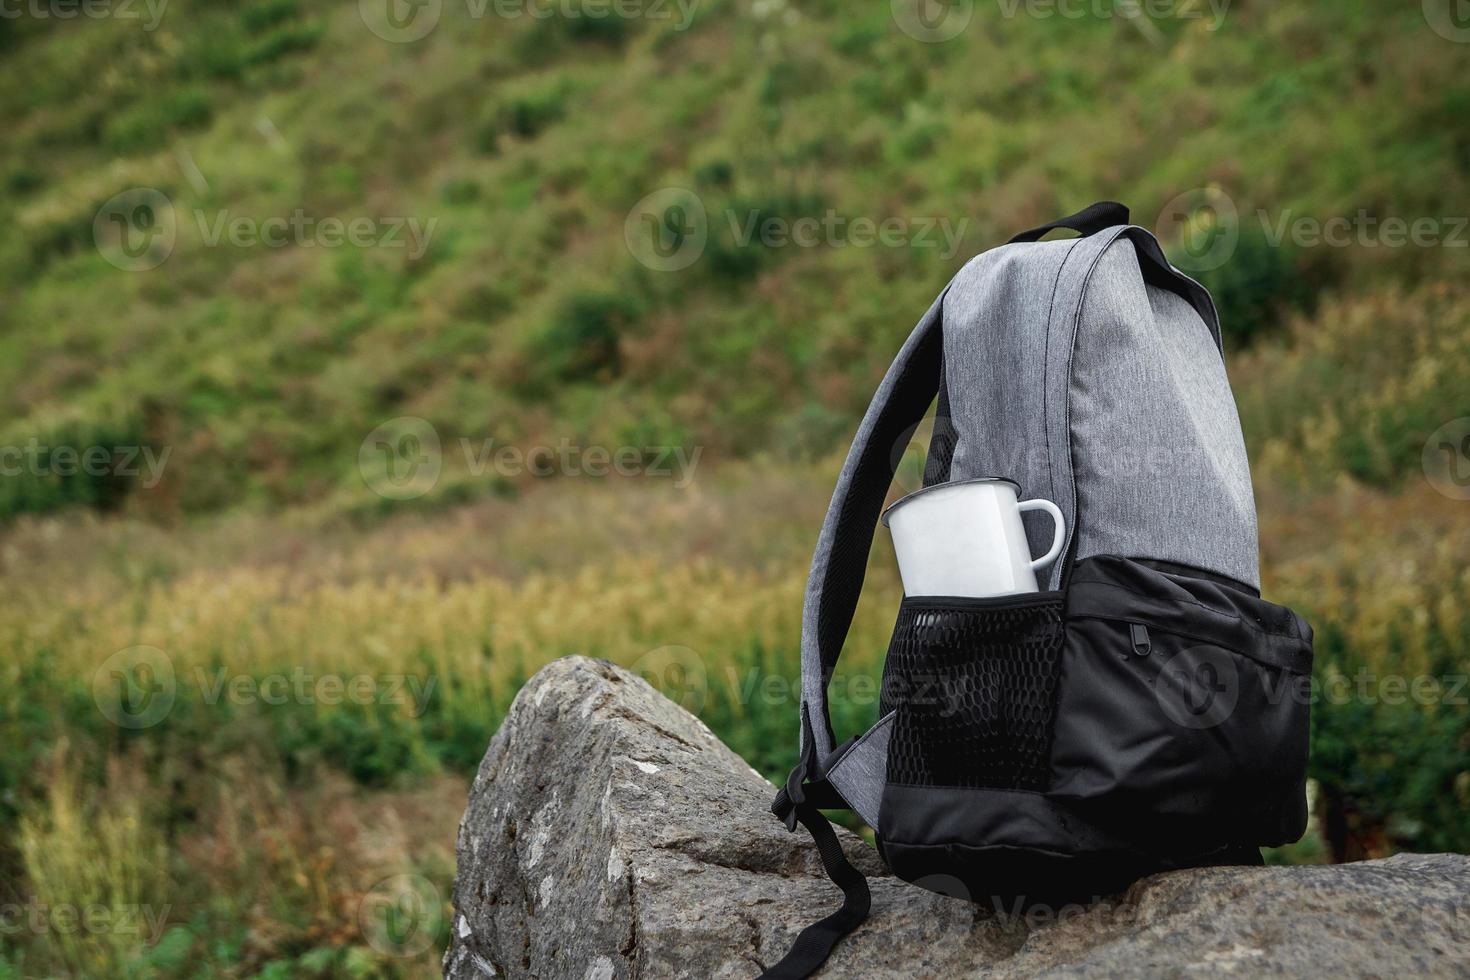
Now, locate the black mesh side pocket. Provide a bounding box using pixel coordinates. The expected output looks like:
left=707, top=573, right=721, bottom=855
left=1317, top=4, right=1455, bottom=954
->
left=880, top=593, right=1065, bottom=792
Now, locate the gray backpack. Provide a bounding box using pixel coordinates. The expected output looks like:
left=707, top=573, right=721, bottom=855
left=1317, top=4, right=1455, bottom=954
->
left=762, top=203, right=1314, bottom=979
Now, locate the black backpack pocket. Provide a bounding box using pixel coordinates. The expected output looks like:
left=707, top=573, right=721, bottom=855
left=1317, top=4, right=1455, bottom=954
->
left=1049, top=556, right=1314, bottom=849
left=879, top=592, right=1065, bottom=793
left=874, top=588, right=1233, bottom=903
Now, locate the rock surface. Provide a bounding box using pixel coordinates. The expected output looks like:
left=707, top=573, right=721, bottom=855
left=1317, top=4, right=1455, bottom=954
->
left=446, top=656, right=1470, bottom=979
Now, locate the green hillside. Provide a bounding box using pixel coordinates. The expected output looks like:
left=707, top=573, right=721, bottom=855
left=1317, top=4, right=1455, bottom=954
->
left=3, top=0, right=1466, bottom=518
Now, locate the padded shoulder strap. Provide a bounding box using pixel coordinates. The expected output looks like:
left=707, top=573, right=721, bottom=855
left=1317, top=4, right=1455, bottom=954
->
left=798, top=288, right=947, bottom=763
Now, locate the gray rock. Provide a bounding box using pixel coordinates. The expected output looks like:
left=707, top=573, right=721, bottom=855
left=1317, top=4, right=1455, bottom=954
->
left=447, top=656, right=1470, bottom=979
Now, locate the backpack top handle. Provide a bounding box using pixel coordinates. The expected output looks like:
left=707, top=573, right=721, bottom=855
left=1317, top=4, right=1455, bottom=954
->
left=1008, top=200, right=1131, bottom=243
left=1014, top=202, right=1226, bottom=352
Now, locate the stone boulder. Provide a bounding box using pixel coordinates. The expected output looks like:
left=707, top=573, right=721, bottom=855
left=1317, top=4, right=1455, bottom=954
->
left=446, top=656, right=1470, bottom=979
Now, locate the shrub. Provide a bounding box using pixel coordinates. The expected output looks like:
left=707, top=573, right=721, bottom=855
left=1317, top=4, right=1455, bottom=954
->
left=1235, top=287, right=1470, bottom=490
left=104, top=89, right=213, bottom=154
left=702, top=189, right=827, bottom=283
left=694, top=159, right=735, bottom=190
left=0, top=419, right=152, bottom=522
left=503, top=95, right=564, bottom=139
left=440, top=176, right=481, bottom=204
left=534, top=290, right=639, bottom=382
left=473, top=83, right=570, bottom=154
left=1189, top=225, right=1333, bottom=349
left=1311, top=675, right=1470, bottom=858
left=5, top=167, right=42, bottom=196
left=1270, top=486, right=1470, bottom=858
left=178, top=28, right=247, bottom=81
left=241, top=23, right=324, bottom=68
left=759, top=56, right=828, bottom=107
left=556, top=11, right=632, bottom=45
left=240, top=0, right=300, bottom=33
left=832, top=19, right=883, bottom=57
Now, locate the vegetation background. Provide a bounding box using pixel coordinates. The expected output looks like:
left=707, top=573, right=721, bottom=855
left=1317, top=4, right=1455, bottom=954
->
left=2, top=0, right=1468, bottom=976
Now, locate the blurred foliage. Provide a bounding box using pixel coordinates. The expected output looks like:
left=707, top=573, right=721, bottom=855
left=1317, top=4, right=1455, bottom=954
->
left=1267, top=483, right=1470, bottom=859
left=1236, top=287, right=1470, bottom=489
left=1, top=0, right=1466, bottom=521
left=3, top=434, right=1469, bottom=974
left=0, top=417, right=150, bottom=517
left=1192, top=225, right=1331, bottom=349
left=1, top=0, right=1468, bottom=975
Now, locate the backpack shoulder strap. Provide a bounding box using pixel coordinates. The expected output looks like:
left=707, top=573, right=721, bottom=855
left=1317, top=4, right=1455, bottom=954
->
left=796, top=287, right=948, bottom=768
left=759, top=287, right=946, bottom=980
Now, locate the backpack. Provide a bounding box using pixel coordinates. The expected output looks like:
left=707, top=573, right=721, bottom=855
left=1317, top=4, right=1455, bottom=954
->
left=761, top=202, right=1314, bottom=979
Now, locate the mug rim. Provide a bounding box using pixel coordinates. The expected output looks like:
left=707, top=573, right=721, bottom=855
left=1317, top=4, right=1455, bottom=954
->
left=880, top=476, right=1024, bottom=526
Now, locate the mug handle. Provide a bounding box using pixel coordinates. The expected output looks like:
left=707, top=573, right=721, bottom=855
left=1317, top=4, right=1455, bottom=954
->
left=1016, top=498, right=1066, bottom=571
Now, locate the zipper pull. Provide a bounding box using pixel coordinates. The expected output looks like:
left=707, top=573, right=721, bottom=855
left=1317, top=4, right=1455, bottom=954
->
left=1130, top=623, right=1151, bottom=657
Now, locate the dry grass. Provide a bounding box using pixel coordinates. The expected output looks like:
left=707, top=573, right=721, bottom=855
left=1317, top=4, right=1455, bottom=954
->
left=4, top=287, right=1470, bottom=972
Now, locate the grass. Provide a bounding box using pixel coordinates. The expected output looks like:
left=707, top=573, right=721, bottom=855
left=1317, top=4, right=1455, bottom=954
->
left=1, top=1, right=1467, bottom=520
left=0, top=463, right=885, bottom=976
left=3, top=404, right=1469, bottom=973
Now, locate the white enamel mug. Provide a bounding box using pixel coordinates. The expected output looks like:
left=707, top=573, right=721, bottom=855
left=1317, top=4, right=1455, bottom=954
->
left=880, top=478, right=1066, bottom=598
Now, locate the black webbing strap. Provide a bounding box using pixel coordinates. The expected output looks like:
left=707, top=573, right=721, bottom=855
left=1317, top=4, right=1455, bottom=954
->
left=761, top=790, right=870, bottom=979
left=1008, top=200, right=1129, bottom=243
